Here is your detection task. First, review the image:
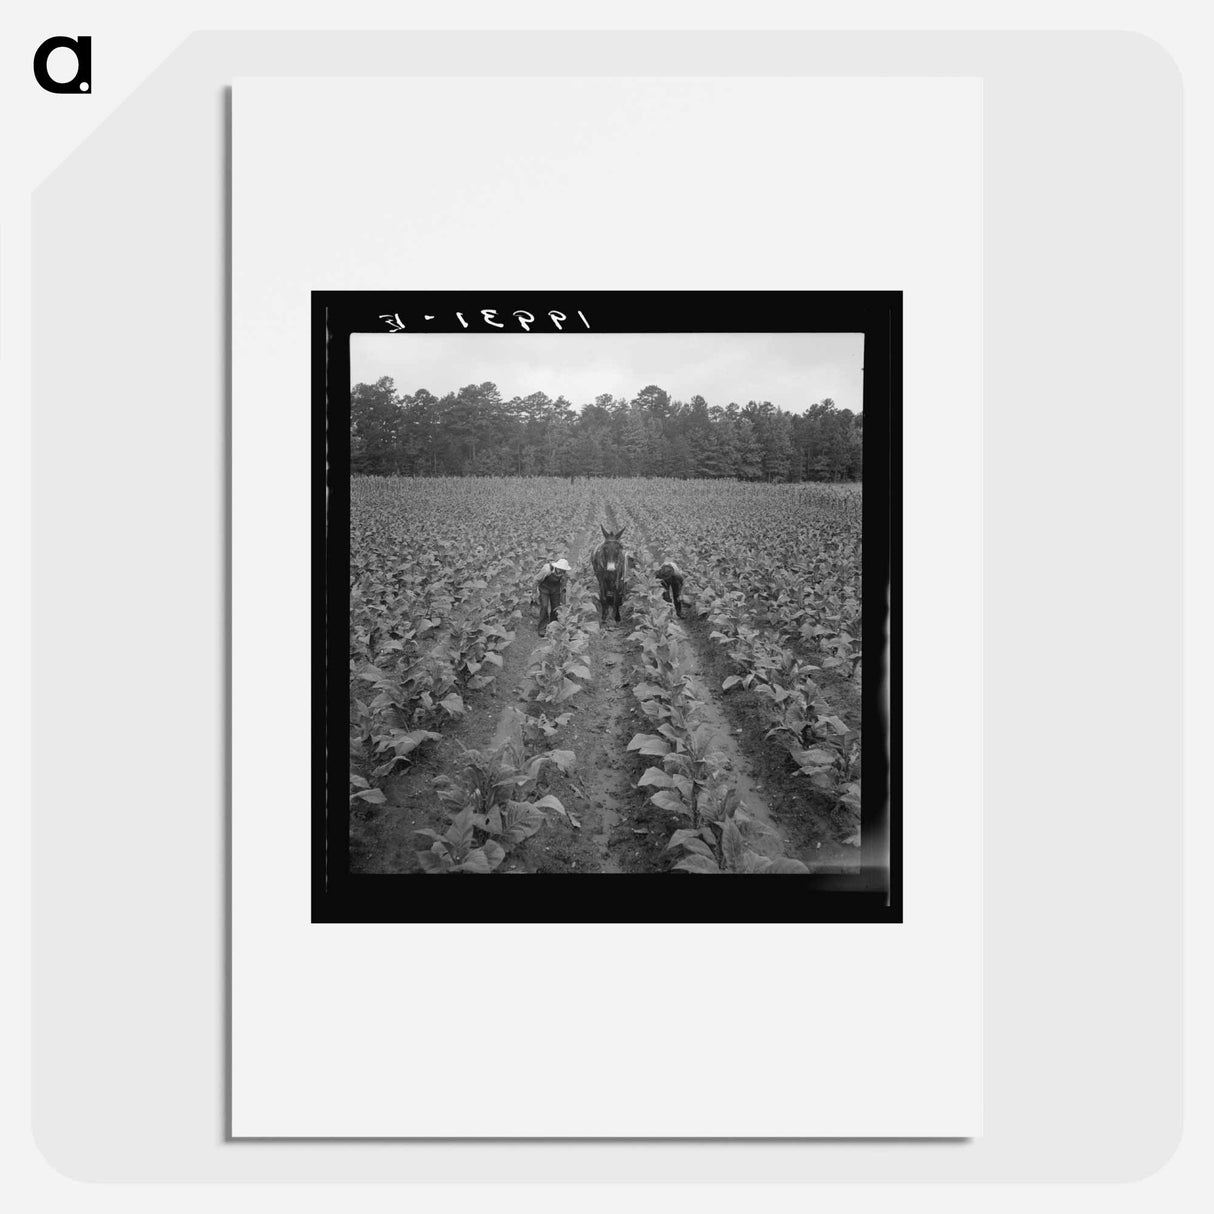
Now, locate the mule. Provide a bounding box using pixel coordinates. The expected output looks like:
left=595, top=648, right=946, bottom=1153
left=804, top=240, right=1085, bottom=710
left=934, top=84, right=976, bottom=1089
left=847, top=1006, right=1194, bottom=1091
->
left=591, top=525, right=629, bottom=624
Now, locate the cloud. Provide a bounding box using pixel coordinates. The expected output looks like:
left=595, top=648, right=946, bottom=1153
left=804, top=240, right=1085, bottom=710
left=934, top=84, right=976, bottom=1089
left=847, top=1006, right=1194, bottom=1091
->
left=351, top=332, right=864, bottom=415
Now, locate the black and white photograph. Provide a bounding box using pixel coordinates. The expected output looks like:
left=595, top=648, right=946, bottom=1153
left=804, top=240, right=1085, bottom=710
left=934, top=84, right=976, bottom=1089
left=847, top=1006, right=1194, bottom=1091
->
left=315, top=291, right=898, bottom=922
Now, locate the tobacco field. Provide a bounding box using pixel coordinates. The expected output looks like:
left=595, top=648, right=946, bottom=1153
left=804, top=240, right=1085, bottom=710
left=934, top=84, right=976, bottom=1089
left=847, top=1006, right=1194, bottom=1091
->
left=349, top=476, right=864, bottom=875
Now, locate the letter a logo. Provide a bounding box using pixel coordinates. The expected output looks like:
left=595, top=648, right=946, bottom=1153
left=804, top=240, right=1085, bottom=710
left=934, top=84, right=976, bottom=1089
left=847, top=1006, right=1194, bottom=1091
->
left=33, top=36, right=92, bottom=94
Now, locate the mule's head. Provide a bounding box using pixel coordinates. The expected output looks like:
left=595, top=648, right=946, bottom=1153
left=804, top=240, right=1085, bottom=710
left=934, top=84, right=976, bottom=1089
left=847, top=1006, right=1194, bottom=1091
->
left=598, top=524, right=627, bottom=574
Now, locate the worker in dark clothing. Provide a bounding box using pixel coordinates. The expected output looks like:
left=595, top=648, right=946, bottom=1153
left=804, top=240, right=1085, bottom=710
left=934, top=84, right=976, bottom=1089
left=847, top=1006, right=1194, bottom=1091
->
left=655, top=560, right=685, bottom=618
left=537, top=557, right=571, bottom=634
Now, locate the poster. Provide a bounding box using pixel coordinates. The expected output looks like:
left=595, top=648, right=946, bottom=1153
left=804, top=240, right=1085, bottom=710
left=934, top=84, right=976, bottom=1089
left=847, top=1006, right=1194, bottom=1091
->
left=233, top=76, right=980, bottom=1137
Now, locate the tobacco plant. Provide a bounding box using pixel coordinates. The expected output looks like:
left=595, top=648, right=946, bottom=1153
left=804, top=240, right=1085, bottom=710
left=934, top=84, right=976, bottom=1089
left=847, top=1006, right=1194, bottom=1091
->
left=665, top=787, right=810, bottom=874
left=417, top=741, right=577, bottom=873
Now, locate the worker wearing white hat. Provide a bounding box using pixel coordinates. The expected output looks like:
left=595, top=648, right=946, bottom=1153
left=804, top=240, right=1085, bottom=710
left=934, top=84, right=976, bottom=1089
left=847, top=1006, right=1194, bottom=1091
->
left=537, top=557, right=572, bottom=635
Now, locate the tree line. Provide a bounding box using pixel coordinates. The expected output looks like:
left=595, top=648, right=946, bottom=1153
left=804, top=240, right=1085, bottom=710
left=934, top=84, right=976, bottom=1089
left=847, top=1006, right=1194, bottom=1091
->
left=350, top=378, right=863, bottom=482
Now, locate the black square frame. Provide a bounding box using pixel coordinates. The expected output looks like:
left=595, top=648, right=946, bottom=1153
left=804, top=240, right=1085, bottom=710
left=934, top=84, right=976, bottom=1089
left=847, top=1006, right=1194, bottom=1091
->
left=312, top=291, right=901, bottom=924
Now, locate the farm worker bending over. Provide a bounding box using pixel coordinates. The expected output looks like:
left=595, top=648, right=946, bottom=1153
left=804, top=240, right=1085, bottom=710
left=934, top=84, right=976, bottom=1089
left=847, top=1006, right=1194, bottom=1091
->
left=655, top=561, right=685, bottom=618
left=537, top=557, right=572, bottom=635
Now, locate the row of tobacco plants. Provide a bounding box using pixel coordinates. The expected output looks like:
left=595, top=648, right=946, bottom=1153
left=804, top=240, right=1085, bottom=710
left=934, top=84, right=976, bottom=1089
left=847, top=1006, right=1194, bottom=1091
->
left=628, top=479, right=862, bottom=680
left=348, top=479, right=587, bottom=811
left=620, top=524, right=811, bottom=875
left=413, top=498, right=598, bottom=873
left=626, top=485, right=863, bottom=845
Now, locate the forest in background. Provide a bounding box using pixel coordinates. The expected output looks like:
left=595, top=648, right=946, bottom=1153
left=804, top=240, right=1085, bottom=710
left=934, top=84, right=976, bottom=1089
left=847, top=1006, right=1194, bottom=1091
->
left=351, top=378, right=863, bottom=482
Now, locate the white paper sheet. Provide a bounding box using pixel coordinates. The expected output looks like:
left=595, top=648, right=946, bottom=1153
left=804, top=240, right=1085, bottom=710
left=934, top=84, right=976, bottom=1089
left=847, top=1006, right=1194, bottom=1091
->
left=232, top=75, right=982, bottom=1137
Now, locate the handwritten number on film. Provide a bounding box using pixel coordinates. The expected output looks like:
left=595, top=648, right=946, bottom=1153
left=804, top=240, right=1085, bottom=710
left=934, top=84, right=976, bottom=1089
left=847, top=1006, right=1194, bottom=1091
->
left=378, top=310, right=590, bottom=333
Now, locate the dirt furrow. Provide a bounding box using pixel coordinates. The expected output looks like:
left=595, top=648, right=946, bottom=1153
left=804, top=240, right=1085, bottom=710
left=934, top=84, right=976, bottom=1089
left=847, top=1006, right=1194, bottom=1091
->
left=478, top=512, right=646, bottom=873
left=504, top=502, right=666, bottom=873
left=621, top=501, right=857, bottom=872
left=619, top=508, right=785, bottom=847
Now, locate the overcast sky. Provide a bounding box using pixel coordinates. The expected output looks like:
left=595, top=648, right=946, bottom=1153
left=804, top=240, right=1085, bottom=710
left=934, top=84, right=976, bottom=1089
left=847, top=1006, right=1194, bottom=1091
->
left=350, top=332, right=864, bottom=415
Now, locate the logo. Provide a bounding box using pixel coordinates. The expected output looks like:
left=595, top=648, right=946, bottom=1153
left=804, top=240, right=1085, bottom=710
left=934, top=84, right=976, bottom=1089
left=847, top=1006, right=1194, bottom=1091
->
left=33, top=36, right=91, bottom=93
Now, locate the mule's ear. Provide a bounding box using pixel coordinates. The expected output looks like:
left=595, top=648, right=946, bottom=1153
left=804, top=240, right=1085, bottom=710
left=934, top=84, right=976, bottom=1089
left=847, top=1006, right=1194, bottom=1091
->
left=601, top=524, right=610, bottom=539
left=616, top=526, right=627, bottom=539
